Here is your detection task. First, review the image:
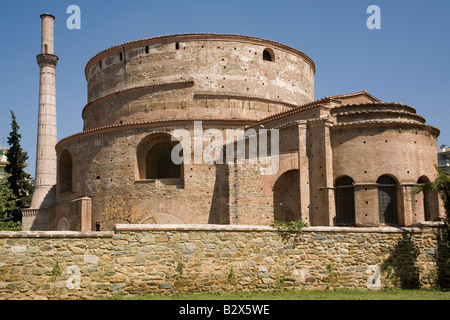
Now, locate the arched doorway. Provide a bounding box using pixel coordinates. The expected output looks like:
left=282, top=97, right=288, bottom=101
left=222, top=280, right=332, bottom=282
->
left=58, top=217, right=70, bottom=231
left=273, top=170, right=300, bottom=222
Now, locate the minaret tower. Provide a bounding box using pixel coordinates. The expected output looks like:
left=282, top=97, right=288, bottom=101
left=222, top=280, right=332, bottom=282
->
left=30, top=14, right=58, bottom=209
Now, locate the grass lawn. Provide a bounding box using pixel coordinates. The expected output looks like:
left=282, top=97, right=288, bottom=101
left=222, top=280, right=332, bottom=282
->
left=115, top=289, right=450, bottom=300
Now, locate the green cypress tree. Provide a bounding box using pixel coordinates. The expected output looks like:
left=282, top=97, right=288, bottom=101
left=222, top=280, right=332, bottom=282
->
left=0, top=175, right=21, bottom=231
left=5, top=110, right=33, bottom=222
left=0, top=175, right=18, bottom=215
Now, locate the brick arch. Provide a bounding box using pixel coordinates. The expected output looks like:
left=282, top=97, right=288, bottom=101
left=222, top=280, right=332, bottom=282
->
left=273, top=169, right=300, bottom=222
left=263, top=48, right=275, bottom=62
left=58, top=149, right=73, bottom=194
left=416, top=175, right=439, bottom=222
left=57, top=217, right=70, bottom=231
left=136, top=132, right=184, bottom=182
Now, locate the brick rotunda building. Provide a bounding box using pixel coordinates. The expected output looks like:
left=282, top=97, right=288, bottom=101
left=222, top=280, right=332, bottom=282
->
left=23, top=15, right=443, bottom=231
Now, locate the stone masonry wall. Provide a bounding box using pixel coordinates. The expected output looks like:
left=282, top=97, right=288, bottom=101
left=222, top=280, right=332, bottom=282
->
left=0, top=224, right=445, bottom=300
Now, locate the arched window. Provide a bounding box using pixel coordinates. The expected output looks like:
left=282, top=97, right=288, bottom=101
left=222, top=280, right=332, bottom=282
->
left=263, top=49, right=274, bottom=62
left=59, top=150, right=73, bottom=194
left=377, top=175, right=398, bottom=226
left=136, top=133, right=184, bottom=185
left=334, top=176, right=355, bottom=226
left=146, top=142, right=181, bottom=179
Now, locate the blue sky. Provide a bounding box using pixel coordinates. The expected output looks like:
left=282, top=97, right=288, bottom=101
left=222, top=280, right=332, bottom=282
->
left=0, top=0, right=449, bottom=177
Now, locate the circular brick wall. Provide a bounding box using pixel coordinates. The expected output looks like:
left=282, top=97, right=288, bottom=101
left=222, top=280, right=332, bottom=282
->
left=330, top=102, right=440, bottom=185
left=82, top=34, right=315, bottom=130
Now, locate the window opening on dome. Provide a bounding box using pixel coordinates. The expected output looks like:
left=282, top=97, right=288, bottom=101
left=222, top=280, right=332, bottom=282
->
left=263, top=49, right=274, bottom=62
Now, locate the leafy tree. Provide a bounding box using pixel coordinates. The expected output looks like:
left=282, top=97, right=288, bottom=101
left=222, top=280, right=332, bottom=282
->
left=0, top=216, right=22, bottom=231
left=5, top=111, right=33, bottom=222
left=0, top=175, right=18, bottom=214
left=412, top=165, right=450, bottom=287
left=0, top=176, right=21, bottom=231
left=412, top=165, right=450, bottom=222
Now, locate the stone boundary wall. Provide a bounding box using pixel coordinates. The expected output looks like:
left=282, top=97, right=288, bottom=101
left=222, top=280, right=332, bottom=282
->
left=0, top=223, right=446, bottom=300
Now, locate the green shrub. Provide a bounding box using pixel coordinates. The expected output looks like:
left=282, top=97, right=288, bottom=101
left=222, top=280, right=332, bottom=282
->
left=270, top=219, right=308, bottom=242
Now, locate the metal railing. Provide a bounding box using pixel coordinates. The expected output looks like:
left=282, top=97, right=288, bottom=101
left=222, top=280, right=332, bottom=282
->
left=438, top=159, right=450, bottom=167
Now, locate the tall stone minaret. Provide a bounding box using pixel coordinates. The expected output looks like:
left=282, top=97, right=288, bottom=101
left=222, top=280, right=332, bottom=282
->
left=30, top=14, right=58, bottom=209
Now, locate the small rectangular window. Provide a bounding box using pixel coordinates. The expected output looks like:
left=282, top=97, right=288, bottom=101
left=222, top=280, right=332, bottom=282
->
left=175, top=42, right=180, bottom=50
left=120, top=52, right=123, bottom=60
left=145, top=46, right=149, bottom=54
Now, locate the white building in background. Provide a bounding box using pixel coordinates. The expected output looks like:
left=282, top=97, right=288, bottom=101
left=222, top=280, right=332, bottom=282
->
left=439, top=145, right=450, bottom=174
left=0, top=147, right=8, bottom=179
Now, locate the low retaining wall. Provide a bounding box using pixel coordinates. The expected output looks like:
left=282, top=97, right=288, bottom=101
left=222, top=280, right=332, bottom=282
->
left=0, top=223, right=447, bottom=300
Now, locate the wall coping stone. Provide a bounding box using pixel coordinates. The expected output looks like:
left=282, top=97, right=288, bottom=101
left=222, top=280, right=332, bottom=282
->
left=0, top=231, right=114, bottom=238
left=0, top=223, right=441, bottom=238
left=115, top=223, right=443, bottom=233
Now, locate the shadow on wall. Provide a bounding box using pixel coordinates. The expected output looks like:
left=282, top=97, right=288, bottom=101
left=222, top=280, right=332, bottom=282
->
left=436, top=227, right=450, bottom=289
left=381, top=232, right=420, bottom=289
left=383, top=226, right=450, bottom=290
left=28, top=186, right=57, bottom=231
left=28, top=209, right=50, bottom=231
left=273, top=170, right=300, bottom=223
left=208, top=163, right=230, bottom=224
